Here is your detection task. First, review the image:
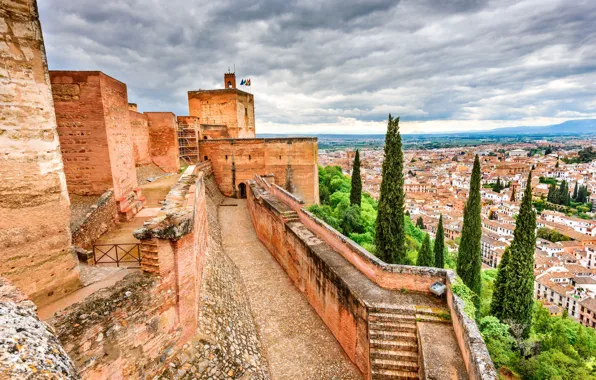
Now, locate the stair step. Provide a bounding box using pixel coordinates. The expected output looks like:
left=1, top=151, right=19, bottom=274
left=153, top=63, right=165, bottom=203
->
left=370, top=330, right=417, bottom=341
left=371, top=339, right=418, bottom=352
left=370, top=313, right=416, bottom=322
left=370, top=307, right=415, bottom=315
left=371, top=348, right=418, bottom=362
left=370, top=320, right=417, bottom=332
left=371, top=368, right=419, bottom=380
left=372, top=358, right=419, bottom=372
left=415, top=314, right=451, bottom=324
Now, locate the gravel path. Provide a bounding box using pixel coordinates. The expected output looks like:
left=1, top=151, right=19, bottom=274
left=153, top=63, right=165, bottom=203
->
left=219, top=199, right=362, bottom=380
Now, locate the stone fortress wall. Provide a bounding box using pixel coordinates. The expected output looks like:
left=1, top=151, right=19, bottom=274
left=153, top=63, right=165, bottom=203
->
left=188, top=89, right=255, bottom=139
left=199, top=137, right=319, bottom=205
left=0, top=0, right=82, bottom=307
left=50, top=71, right=145, bottom=220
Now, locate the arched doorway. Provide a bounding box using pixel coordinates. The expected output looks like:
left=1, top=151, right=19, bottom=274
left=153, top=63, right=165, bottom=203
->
left=238, top=183, right=247, bottom=199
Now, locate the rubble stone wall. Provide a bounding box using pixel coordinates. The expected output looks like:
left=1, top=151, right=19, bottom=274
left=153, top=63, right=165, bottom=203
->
left=0, top=277, right=79, bottom=379
left=129, top=110, right=151, bottom=165
left=199, top=138, right=319, bottom=205
left=146, top=112, right=180, bottom=173
left=71, top=190, right=118, bottom=250
left=0, top=0, right=81, bottom=306
left=50, top=166, right=210, bottom=378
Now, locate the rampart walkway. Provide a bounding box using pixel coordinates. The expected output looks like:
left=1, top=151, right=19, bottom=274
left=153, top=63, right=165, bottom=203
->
left=219, top=198, right=362, bottom=379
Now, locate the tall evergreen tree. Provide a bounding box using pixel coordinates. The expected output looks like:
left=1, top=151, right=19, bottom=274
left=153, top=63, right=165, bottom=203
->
left=416, top=216, right=425, bottom=229
left=375, top=115, right=406, bottom=264
left=490, top=247, right=511, bottom=318
left=434, top=214, right=445, bottom=268
left=494, top=177, right=503, bottom=193
left=457, top=155, right=483, bottom=307
left=350, top=150, right=362, bottom=206
left=499, top=171, right=537, bottom=338
left=547, top=183, right=556, bottom=203
left=573, top=182, right=579, bottom=201
left=416, top=233, right=433, bottom=267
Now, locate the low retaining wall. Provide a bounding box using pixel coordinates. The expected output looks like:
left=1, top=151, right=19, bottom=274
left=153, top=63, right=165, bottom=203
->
left=248, top=176, right=497, bottom=380
left=247, top=183, right=370, bottom=374
left=72, top=190, right=118, bottom=250
left=49, top=165, right=209, bottom=378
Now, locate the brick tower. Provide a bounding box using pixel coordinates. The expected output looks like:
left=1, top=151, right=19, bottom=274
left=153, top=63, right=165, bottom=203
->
left=224, top=72, right=236, bottom=89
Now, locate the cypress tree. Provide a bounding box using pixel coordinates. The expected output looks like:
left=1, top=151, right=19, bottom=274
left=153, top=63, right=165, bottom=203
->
left=434, top=214, right=445, bottom=268
left=573, top=182, right=579, bottom=201
left=457, top=155, right=483, bottom=307
left=500, top=171, right=537, bottom=338
left=375, top=115, right=406, bottom=264
left=490, top=246, right=511, bottom=319
left=416, top=216, right=425, bottom=229
left=547, top=183, right=555, bottom=203
left=416, top=233, right=433, bottom=267
left=350, top=150, right=362, bottom=206
left=494, top=177, right=502, bottom=193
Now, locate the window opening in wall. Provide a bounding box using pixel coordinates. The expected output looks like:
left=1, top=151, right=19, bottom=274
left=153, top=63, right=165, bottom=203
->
left=204, top=156, right=208, bottom=161
left=279, top=155, right=282, bottom=160
left=245, top=108, right=248, bottom=116
left=249, top=155, right=251, bottom=161
left=225, top=155, right=228, bottom=160
left=204, top=136, right=208, bottom=140
left=228, top=81, right=233, bottom=88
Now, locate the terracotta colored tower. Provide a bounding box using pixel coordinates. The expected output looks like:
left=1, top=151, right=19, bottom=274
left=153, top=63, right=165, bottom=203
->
left=224, top=72, right=236, bottom=89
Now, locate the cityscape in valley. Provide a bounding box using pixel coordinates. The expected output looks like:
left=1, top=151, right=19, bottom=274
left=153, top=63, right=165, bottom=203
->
left=3, top=1, right=596, bottom=380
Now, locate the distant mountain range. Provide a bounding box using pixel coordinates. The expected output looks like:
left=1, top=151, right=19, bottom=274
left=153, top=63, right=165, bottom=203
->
left=470, top=119, right=596, bottom=136
left=258, top=119, right=596, bottom=138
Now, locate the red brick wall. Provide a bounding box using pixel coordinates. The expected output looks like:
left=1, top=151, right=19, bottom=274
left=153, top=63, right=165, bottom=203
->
left=0, top=0, right=81, bottom=307
left=100, top=74, right=138, bottom=199
left=51, top=71, right=113, bottom=195
left=129, top=110, right=151, bottom=165
left=199, top=138, right=319, bottom=205
left=146, top=112, right=180, bottom=173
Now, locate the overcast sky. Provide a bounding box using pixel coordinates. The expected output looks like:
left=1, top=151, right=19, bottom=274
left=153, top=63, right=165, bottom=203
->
left=38, top=0, right=596, bottom=134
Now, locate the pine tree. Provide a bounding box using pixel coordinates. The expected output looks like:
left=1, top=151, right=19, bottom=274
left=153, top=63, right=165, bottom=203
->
left=573, top=182, right=579, bottom=201
left=416, top=216, right=425, bottom=230
left=499, top=171, right=537, bottom=338
left=434, top=214, right=445, bottom=268
left=375, top=115, right=406, bottom=264
left=490, top=246, right=511, bottom=319
left=416, top=233, right=433, bottom=267
left=350, top=150, right=362, bottom=206
left=457, top=155, right=483, bottom=307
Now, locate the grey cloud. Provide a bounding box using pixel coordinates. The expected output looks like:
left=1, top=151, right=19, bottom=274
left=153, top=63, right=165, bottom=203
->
left=37, top=0, right=596, bottom=130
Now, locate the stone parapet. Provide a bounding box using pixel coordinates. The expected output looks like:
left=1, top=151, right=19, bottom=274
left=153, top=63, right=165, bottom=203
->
left=248, top=175, right=497, bottom=380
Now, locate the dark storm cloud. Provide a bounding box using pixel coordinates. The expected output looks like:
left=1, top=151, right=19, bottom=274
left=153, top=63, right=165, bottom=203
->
left=37, top=0, right=596, bottom=133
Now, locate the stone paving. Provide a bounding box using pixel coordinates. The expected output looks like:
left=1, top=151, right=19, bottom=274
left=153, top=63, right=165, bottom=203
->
left=160, top=176, right=269, bottom=379
left=219, top=199, right=362, bottom=380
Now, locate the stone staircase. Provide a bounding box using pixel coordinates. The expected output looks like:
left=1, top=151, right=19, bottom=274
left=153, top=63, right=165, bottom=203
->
left=369, top=306, right=451, bottom=379
left=281, top=210, right=300, bottom=223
